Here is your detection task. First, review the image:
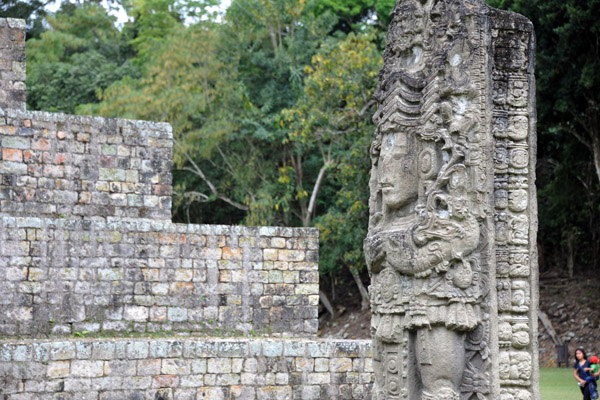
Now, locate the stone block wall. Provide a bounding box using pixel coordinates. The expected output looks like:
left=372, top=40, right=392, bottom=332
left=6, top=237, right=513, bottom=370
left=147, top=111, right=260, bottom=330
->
left=0, top=17, right=320, bottom=340
left=0, top=17, right=373, bottom=399
left=0, top=19, right=25, bottom=112
left=0, top=109, right=173, bottom=220
left=0, top=216, right=319, bottom=337
left=0, top=338, right=373, bottom=399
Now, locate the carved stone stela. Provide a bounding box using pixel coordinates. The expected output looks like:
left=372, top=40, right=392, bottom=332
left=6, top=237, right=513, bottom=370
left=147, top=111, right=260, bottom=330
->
left=365, top=1, right=538, bottom=400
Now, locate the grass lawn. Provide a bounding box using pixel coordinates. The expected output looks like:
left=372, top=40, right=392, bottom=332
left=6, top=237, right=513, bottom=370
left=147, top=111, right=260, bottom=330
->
left=541, top=367, right=582, bottom=400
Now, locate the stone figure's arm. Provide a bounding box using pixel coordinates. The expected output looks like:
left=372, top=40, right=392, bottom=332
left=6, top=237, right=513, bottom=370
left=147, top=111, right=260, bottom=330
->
left=364, top=235, right=385, bottom=275
left=411, top=216, right=479, bottom=278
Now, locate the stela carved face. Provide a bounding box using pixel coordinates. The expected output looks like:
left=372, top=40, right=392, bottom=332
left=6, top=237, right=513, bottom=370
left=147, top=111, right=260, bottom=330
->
left=378, top=132, right=418, bottom=212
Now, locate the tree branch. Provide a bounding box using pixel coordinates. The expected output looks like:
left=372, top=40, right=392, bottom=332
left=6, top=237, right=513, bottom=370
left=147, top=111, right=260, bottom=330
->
left=304, top=162, right=329, bottom=227
left=345, top=262, right=370, bottom=312
left=175, top=140, right=249, bottom=211
left=319, top=290, right=335, bottom=319
left=591, top=134, right=600, bottom=185
left=559, top=124, right=592, bottom=150
left=177, top=190, right=210, bottom=201
left=269, top=26, right=278, bottom=51
left=216, top=144, right=237, bottom=176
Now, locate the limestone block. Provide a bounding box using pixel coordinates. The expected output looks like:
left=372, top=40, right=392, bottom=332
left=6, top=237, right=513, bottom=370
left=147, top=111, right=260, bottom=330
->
left=162, top=359, right=191, bottom=375
left=138, top=359, right=161, bottom=375
left=261, top=342, right=283, bottom=358
left=208, top=358, right=232, bottom=374
left=50, top=342, right=76, bottom=360
left=127, top=341, right=149, bottom=359
left=196, top=387, right=226, bottom=400
left=71, top=360, right=104, bottom=378
left=46, top=361, right=70, bottom=379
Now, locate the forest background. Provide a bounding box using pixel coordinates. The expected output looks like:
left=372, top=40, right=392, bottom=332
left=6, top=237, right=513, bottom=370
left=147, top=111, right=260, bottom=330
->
left=2, top=0, right=599, bottom=314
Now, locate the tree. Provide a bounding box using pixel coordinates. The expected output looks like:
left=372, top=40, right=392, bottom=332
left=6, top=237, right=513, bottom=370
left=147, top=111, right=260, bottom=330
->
left=25, top=3, right=137, bottom=113
left=0, top=0, right=48, bottom=39
left=126, top=0, right=218, bottom=65
left=311, top=0, right=395, bottom=32
left=531, top=0, right=600, bottom=185
left=82, top=1, right=257, bottom=222
left=170, top=0, right=340, bottom=227
left=281, top=32, right=381, bottom=309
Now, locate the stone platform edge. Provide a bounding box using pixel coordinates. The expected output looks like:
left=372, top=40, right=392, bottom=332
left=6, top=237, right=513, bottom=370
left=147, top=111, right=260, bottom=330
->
left=0, top=337, right=373, bottom=400
left=0, top=214, right=320, bottom=338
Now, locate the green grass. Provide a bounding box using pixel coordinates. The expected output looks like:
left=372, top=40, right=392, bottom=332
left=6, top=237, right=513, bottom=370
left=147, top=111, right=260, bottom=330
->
left=541, top=367, right=582, bottom=400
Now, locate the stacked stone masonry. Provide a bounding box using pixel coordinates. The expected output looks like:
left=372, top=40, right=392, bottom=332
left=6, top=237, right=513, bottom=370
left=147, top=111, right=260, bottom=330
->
left=0, top=19, right=26, bottom=112
left=0, top=217, right=319, bottom=337
left=0, top=17, right=320, bottom=338
left=0, top=17, right=371, bottom=399
left=0, top=338, right=374, bottom=399
left=0, top=108, right=173, bottom=220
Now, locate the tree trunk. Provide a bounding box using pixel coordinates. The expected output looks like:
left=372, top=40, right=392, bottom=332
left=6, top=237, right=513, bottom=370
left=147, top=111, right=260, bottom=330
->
left=302, top=164, right=328, bottom=227
left=347, top=263, right=370, bottom=311
left=537, top=243, right=545, bottom=273
left=538, top=311, right=562, bottom=346
left=319, top=290, right=335, bottom=319
left=592, top=132, right=600, bottom=185
left=567, top=231, right=575, bottom=279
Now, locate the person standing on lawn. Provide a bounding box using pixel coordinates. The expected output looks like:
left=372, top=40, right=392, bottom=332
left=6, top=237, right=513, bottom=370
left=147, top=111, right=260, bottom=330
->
left=575, top=347, right=593, bottom=400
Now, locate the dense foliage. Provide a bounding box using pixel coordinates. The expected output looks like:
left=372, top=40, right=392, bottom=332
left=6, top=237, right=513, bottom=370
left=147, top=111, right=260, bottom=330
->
left=2, top=0, right=598, bottom=309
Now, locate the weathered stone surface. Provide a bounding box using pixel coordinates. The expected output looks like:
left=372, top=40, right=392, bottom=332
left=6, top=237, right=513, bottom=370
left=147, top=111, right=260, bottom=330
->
left=365, top=1, right=538, bottom=400
left=0, top=16, right=375, bottom=400
left=0, top=109, right=174, bottom=220
left=0, top=18, right=319, bottom=338
left=0, top=217, right=318, bottom=337
left=0, top=338, right=373, bottom=399
left=0, top=19, right=26, bottom=112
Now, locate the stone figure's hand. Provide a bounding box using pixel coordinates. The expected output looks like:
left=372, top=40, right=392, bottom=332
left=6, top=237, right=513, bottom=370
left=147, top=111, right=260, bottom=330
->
left=364, top=235, right=385, bottom=274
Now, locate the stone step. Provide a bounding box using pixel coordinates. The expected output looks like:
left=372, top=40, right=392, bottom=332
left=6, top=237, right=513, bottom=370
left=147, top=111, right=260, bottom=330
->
left=0, top=337, right=373, bottom=399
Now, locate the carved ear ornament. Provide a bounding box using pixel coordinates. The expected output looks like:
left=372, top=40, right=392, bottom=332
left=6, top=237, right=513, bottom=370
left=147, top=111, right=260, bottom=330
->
left=418, top=147, right=438, bottom=180
left=370, top=140, right=381, bottom=159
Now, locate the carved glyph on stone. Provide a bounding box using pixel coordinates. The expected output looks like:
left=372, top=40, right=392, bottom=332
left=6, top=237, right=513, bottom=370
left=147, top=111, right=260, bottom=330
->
left=366, top=1, right=538, bottom=399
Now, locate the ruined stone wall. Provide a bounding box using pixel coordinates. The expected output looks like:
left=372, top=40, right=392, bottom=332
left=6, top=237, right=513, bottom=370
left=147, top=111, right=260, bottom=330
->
left=0, top=18, right=319, bottom=339
left=1, top=109, right=173, bottom=220
left=0, top=216, right=319, bottom=337
left=0, top=338, right=373, bottom=399
left=0, top=19, right=25, bottom=112
left=0, top=17, right=377, bottom=400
